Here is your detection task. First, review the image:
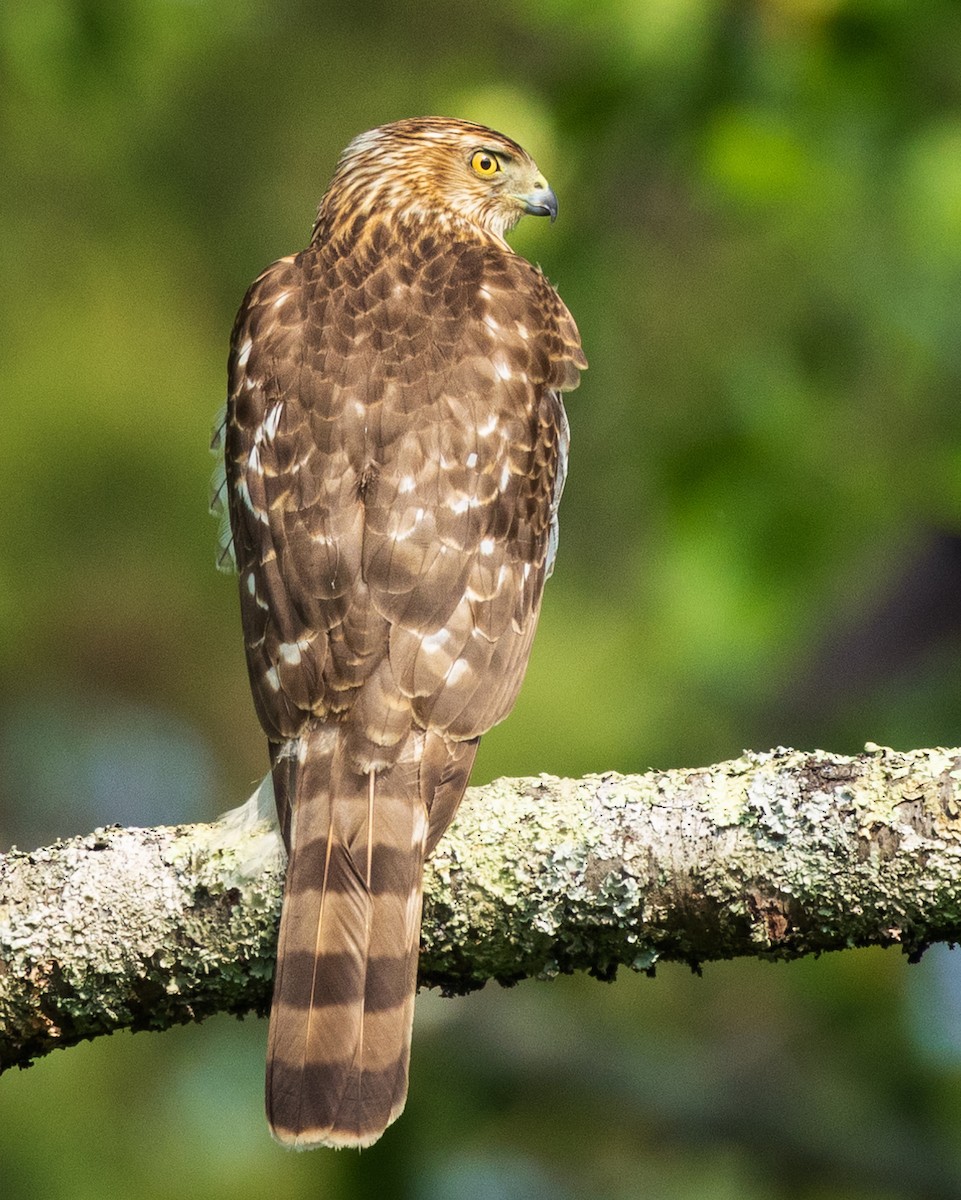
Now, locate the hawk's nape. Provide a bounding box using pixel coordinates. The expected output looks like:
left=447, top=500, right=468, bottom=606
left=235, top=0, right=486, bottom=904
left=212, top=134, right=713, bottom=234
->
left=221, top=117, right=586, bottom=1149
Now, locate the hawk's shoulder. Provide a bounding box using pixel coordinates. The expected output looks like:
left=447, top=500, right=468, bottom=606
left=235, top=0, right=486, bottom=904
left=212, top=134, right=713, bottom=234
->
left=417, top=235, right=587, bottom=395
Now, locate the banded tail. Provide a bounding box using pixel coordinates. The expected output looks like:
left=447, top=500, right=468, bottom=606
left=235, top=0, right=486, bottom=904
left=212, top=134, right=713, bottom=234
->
left=265, top=726, right=476, bottom=1149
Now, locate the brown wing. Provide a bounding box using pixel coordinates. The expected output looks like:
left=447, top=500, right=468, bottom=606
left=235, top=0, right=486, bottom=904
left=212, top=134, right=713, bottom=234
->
left=225, top=227, right=585, bottom=765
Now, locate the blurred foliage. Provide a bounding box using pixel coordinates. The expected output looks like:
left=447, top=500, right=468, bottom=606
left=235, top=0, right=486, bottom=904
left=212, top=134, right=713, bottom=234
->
left=2, top=0, right=961, bottom=1196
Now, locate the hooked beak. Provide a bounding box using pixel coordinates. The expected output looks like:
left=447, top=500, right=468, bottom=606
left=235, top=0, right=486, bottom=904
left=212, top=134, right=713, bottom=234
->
left=519, top=183, right=558, bottom=223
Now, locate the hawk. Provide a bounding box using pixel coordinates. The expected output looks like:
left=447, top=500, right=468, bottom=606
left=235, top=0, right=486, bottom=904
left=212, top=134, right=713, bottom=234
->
left=217, top=116, right=585, bottom=1149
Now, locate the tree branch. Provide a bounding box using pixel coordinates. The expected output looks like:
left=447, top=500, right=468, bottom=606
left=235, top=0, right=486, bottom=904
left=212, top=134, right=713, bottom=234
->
left=3, top=745, right=961, bottom=1072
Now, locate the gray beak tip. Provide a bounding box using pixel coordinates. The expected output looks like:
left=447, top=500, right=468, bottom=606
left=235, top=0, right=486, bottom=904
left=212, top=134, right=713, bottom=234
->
left=521, top=185, right=559, bottom=223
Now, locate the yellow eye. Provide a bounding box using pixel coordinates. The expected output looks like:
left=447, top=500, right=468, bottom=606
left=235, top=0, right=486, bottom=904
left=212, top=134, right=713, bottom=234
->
left=471, top=150, right=500, bottom=177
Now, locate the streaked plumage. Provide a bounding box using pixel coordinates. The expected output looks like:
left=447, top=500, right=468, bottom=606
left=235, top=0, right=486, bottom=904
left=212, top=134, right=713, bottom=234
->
left=221, top=116, right=585, bottom=1148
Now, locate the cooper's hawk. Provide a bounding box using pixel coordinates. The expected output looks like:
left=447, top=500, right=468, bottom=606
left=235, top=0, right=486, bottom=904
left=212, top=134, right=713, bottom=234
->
left=217, top=117, right=585, bottom=1149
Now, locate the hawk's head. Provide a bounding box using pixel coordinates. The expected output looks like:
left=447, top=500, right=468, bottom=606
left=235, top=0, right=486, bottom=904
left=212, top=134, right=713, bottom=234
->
left=314, top=117, right=558, bottom=243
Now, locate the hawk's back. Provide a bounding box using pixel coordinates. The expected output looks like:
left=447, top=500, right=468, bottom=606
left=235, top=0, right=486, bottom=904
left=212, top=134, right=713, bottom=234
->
left=226, top=216, right=583, bottom=766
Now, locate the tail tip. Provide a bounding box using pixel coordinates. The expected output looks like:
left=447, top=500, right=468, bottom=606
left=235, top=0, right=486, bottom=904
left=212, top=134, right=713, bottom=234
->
left=269, top=1120, right=394, bottom=1152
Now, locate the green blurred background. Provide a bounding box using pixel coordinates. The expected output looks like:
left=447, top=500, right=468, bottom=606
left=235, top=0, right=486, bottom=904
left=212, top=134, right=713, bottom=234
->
left=3, top=0, right=961, bottom=1196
